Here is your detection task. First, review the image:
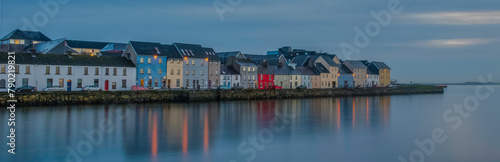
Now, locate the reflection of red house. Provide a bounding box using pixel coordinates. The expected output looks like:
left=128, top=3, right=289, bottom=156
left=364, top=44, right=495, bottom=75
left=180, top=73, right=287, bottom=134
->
left=258, top=74, right=274, bottom=89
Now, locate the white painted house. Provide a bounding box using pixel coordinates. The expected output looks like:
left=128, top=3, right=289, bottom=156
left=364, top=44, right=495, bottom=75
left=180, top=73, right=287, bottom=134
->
left=0, top=53, right=136, bottom=91
left=220, top=65, right=240, bottom=88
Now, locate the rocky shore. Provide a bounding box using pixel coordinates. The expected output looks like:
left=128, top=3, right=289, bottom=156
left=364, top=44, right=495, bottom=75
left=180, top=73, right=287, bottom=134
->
left=0, top=87, right=444, bottom=107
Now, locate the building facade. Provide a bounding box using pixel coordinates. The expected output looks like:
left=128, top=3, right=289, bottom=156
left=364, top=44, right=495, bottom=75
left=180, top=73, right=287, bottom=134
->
left=227, top=57, right=257, bottom=89
left=220, top=66, right=240, bottom=88
left=368, top=62, right=391, bottom=87
left=344, top=60, right=367, bottom=88
left=123, top=41, right=169, bottom=89
left=0, top=53, right=135, bottom=91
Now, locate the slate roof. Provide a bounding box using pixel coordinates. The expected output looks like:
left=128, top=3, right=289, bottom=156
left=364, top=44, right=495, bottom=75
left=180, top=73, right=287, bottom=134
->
left=66, top=40, right=112, bottom=49
left=245, top=54, right=282, bottom=65
left=370, top=61, right=391, bottom=70
left=313, top=63, right=330, bottom=73
left=0, top=53, right=135, bottom=67
left=217, top=51, right=243, bottom=64
left=367, top=67, right=378, bottom=75
left=319, top=54, right=339, bottom=67
left=101, top=43, right=128, bottom=52
left=220, top=66, right=240, bottom=75
left=129, top=41, right=170, bottom=56
left=36, top=39, right=67, bottom=54
left=290, top=55, right=309, bottom=66
left=339, top=64, right=353, bottom=74
left=234, top=58, right=256, bottom=66
left=203, top=48, right=220, bottom=61
left=296, top=67, right=318, bottom=75
left=345, top=60, right=367, bottom=69
left=1, top=29, right=51, bottom=41
left=173, top=43, right=208, bottom=59
left=257, top=64, right=276, bottom=75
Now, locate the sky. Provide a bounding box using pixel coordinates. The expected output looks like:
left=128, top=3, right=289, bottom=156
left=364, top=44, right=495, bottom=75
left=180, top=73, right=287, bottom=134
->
left=0, top=0, right=498, bottom=83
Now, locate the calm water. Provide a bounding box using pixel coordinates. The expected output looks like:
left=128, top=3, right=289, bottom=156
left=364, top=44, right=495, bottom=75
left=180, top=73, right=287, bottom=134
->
left=1, top=86, right=500, bottom=162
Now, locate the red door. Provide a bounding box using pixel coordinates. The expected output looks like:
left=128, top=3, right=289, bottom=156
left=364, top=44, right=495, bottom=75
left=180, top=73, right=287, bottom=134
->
left=105, top=80, right=109, bottom=91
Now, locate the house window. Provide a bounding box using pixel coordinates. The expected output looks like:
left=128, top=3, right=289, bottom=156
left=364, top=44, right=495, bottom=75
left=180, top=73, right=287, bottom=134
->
left=123, top=68, right=127, bottom=76
left=94, top=79, right=99, bottom=87
left=22, top=78, right=28, bottom=87
left=260, top=75, right=263, bottom=80
left=154, top=79, right=158, bottom=87
left=77, top=79, right=82, bottom=88
left=176, top=79, right=180, bottom=87
left=192, top=60, right=195, bottom=65
left=186, top=60, right=189, bottom=65
left=201, top=70, right=204, bottom=76
left=105, top=68, right=109, bottom=75
left=46, top=66, right=50, bottom=74
left=186, top=70, right=189, bottom=75
left=84, top=67, right=88, bottom=75
left=148, top=58, right=151, bottom=64
left=177, top=69, right=180, bottom=75
left=122, top=80, right=127, bottom=88
left=253, top=67, right=255, bottom=71
left=47, top=78, right=53, bottom=87
left=170, top=69, right=174, bottom=75
left=140, top=58, right=144, bottom=63
left=55, top=66, right=60, bottom=75
left=59, top=79, right=64, bottom=87
left=158, top=69, right=162, bottom=75
left=0, top=79, right=5, bottom=88
left=148, top=69, right=151, bottom=74
left=112, top=82, right=117, bottom=89
left=243, top=67, right=246, bottom=72
left=140, top=69, right=144, bottom=74
left=192, top=70, right=195, bottom=75
left=68, top=67, right=72, bottom=75
left=201, top=61, right=204, bottom=66
left=1, top=65, right=5, bottom=74
left=95, top=67, right=99, bottom=75
left=159, top=58, right=162, bottom=64
left=113, top=68, right=117, bottom=75
left=186, top=79, right=189, bottom=87
left=235, top=75, right=238, bottom=80
left=14, top=65, right=19, bottom=74
left=25, top=65, right=30, bottom=74
left=215, top=70, right=218, bottom=75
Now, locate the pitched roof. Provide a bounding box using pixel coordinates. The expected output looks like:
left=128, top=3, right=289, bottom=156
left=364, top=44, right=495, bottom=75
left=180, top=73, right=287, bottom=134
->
left=339, top=64, right=353, bottom=74
left=203, top=47, right=220, bottom=61
left=65, top=40, right=114, bottom=49
left=1, top=29, right=51, bottom=41
left=296, top=67, right=318, bottom=75
left=173, top=43, right=208, bottom=59
left=101, top=43, right=128, bottom=52
left=257, top=64, right=276, bottom=75
left=313, top=63, right=330, bottom=73
left=290, top=55, right=309, bottom=66
left=217, top=51, right=243, bottom=64
left=245, top=54, right=282, bottom=65
left=369, top=61, right=391, bottom=70
left=35, top=38, right=67, bottom=54
left=319, top=54, right=339, bottom=67
left=345, top=60, right=367, bottom=69
left=367, top=67, right=378, bottom=75
left=0, top=53, right=135, bottom=67
left=220, top=66, right=240, bottom=75
left=234, top=58, right=256, bottom=66
left=273, top=65, right=294, bottom=75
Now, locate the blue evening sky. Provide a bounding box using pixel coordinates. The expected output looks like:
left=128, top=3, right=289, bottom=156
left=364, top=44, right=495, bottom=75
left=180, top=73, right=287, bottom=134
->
left=0, top=0, right=498, bottom=83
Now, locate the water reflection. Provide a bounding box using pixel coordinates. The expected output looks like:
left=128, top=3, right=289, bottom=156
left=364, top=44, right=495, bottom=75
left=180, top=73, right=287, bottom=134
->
left=2, top=96, right=391, bottom=162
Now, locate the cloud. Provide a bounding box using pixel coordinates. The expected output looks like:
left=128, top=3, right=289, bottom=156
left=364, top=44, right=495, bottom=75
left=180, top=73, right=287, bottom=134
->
left=419, top=39, right=495, bottom=47
left=403, top=11, right=500, bottom=25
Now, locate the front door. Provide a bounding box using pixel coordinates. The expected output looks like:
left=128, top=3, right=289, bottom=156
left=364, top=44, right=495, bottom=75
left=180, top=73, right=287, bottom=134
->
left=105, top=80, right=109, bottom=91
left=167, top=79, right=171, bottom=89
left=67, top=80, right=72, bottom=91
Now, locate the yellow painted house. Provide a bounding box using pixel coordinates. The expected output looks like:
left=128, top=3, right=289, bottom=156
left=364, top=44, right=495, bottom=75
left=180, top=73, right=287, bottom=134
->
left=367, top=61, right=391, bottom=87
left=344, top=60, right=368, bottom=88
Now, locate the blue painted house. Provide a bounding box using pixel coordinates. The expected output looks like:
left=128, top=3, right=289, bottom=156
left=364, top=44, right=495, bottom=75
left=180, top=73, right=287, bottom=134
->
left=338, top=64, right=354, bottom=88
left=122, top=41, right=170, bottom=89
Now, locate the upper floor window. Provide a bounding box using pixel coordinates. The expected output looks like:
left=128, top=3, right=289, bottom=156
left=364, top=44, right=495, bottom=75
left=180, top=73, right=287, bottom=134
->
left=95, top=67, right=99, bottom=75
left=159, top=58, right=162, bottom=64
left=45, top=66, right=50, bottom=74
left=25, top=65, right=30, bottom=74
left=140, top=58, right=144, bottom=63
left=67, top=67, right=72, bottom=75
left=123, top=68, right=127, bottom=76
left=55, top=66, right=60, bottom=75
left=148, top=58, right=151, bottom=64
left=113, top=68, right=117, bottom=75
left=84, top=67, right=88, bottom=75
left=0, top=65, right=5, bottom=74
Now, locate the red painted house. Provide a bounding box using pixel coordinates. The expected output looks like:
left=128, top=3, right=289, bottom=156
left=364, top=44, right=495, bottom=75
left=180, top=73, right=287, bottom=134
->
left=257, top=64, right=275, bottom=89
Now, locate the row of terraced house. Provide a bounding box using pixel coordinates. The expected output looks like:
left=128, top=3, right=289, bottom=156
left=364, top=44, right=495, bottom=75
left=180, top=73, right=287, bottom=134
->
left=0, top=29, right=391, bottom=91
